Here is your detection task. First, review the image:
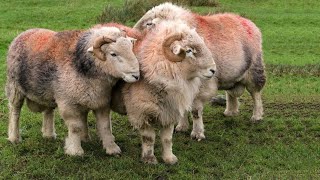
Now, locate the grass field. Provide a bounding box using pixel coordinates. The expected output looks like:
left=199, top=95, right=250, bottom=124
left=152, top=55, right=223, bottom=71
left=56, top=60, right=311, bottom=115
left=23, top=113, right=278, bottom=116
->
left=0, top=0, right=319, bottom=179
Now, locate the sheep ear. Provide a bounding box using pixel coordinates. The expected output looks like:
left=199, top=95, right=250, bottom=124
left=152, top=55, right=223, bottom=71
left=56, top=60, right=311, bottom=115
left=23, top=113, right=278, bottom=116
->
left=162, top=34, right=186, bottom=62
left=87, top=46, right=93, bottom=53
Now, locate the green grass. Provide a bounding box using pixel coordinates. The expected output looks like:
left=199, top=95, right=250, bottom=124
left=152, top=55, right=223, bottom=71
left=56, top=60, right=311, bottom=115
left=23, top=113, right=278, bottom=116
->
left=96, top=0, right=219, bottom=24
left=0, top=0, right=320, bottom=179
left=196, top=0, right=320, bottom=66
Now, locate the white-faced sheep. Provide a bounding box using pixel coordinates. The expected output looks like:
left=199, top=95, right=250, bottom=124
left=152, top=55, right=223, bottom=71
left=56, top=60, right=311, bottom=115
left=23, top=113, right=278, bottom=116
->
left=109, top=20, right=216, bottom=164
left=134, top=3, right=266, bottom=140
left=6, top=26, right=140, bottom=156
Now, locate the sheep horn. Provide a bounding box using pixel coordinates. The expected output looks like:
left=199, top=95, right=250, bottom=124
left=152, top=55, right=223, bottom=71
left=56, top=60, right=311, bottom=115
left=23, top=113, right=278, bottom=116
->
left=162, top=34, right=186, bottom=62
left=133, top=18, right=145, bottom=31
left=93, top=36, right=115, bottom=61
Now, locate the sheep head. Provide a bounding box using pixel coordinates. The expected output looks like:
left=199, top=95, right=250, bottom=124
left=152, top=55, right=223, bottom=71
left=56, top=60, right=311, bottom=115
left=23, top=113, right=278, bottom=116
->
left=88, top=27, right=140, bottom=83
left=134, top=2, right=192, bottom=32
left=162, top=25, right=216, bottom=80
left=140, top=21, right=216, bottom=83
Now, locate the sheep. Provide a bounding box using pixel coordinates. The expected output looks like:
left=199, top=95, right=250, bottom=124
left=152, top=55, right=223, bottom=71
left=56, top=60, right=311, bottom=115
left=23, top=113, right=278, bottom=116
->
left=6, top=26, right=140, bottom=156
left=134, top=3, right=266, bottom=140
left=109, top=20, right=217, bottom=164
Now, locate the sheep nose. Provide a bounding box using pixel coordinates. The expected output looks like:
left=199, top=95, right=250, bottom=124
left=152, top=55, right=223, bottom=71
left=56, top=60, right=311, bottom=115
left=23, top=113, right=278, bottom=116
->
left=132, top=74, right=140, bottom=80
left=210, top=69, right=215, bottom=75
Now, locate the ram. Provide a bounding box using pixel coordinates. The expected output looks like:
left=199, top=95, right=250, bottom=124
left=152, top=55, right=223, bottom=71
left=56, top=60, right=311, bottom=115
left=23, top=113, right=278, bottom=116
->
left=134, top=3, right=266, bottom=140
left=110, top=21, right=216, bottom=164
left=6, top=26, right=140, bottom=156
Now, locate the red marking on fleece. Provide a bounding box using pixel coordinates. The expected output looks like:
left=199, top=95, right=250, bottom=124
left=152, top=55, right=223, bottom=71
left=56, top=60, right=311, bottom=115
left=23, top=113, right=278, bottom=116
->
left=33, top=32, right=52, bottom=51
left=193, top=14, right=212, bottom=42
left=94, top=23, right=143, bottom=40
left=237, top=16, right=254, bottom=38
left=194, top=13, right=210, bottom=27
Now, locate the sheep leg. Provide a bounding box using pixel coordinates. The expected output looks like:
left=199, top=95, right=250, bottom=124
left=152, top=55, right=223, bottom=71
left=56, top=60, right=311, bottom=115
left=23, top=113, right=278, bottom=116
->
left=140, top=125, right=158, bottom=164
left=160, top=124, right=177, bottom=164
left=94, top=108, right=121, bottom=155
left=64, top=119, right=85, bottom=156
left=247, top=52, right=265, bottom=122
left=248, top=90, right=264, bottom=122
left=175, top=111, right=189, bottom=132
left=224, top=91, right=239, bottom=116
left=59, top=106, right=85, bottom=156
left=224, top=85, right=245, bottom=117
left=190, top=78, right=217, bottom=140
left=41, top=108, right=57, bottom=139
left=190, top=103, right=205, bottom=141
left=7, top=85, right=24, bottom=144
left=79, top=111, right=90, bottom=142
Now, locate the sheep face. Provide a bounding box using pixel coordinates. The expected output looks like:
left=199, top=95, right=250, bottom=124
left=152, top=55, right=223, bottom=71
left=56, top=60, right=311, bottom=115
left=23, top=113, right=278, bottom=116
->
left=140, top=21, right=216, bottom=86
left=157, top=21, right=216, bottom=79
left=89, top=36, right=140, bottom=83
left=169, top=30, right=216, bottom=79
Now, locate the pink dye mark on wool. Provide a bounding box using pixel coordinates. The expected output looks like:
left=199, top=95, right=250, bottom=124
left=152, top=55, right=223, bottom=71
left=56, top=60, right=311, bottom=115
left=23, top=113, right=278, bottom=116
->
left=237, top=16, right=254, bottom=38
left=33, top=32, right=52, bottom=51
left=194, top=14, right=213, bottom=42
left=194, top=13, right=210, bottom=27
left=93, top=23, right=143, bottom=40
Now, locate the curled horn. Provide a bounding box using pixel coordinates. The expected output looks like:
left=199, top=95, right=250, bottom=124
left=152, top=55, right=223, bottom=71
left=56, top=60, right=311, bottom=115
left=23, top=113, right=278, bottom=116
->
left=133, top=17, right=146, bottom=30
left=162, top=34, right=186, bottom=62
left=93, top=36, right=115, bottom=61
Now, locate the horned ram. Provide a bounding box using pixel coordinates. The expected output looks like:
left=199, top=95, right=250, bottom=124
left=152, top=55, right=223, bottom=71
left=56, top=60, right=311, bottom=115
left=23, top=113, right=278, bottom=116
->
left=134, top=3, right=266, bottom=140
left=109, top=21, right=216, bottom=164
left=6, top=26, right=139, bottom=156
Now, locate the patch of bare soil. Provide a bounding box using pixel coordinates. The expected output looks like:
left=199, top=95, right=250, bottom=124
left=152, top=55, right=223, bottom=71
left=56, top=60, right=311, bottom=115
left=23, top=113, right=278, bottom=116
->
left=244, top=101, right=320, bottom=118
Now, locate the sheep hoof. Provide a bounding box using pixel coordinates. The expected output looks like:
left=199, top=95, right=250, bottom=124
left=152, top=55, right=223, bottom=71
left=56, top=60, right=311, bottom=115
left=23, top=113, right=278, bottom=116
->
left=250, top=116, right=263, bottom=123
left=163, top=154, right=178, bottom=165
left=106, top=142, right=121, bottom=155
left=42, top=132, right=57, bottom=140
left=7, top=136, right=22, bottom=144
left=175, top=124, right=189, bottom=132
left=141, top=155, right=158, bottom=164
left=65, top=147, right=84, bottom=156
left=191, top=131, right=205, bottom=141
left=64, top=137, right=84, bottom=156
left=223, top=110, right=239, bottom=117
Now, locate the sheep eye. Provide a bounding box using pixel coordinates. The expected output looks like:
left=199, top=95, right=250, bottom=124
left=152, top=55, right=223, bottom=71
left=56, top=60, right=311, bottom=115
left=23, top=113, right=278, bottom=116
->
left=186, top=49, right=192, bottom=53
left=110, top=53, right=117, bottom=57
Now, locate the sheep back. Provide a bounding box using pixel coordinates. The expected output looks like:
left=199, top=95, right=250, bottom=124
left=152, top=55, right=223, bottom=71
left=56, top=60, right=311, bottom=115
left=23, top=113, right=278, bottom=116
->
left=6, top=28, right=84, bottom=107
